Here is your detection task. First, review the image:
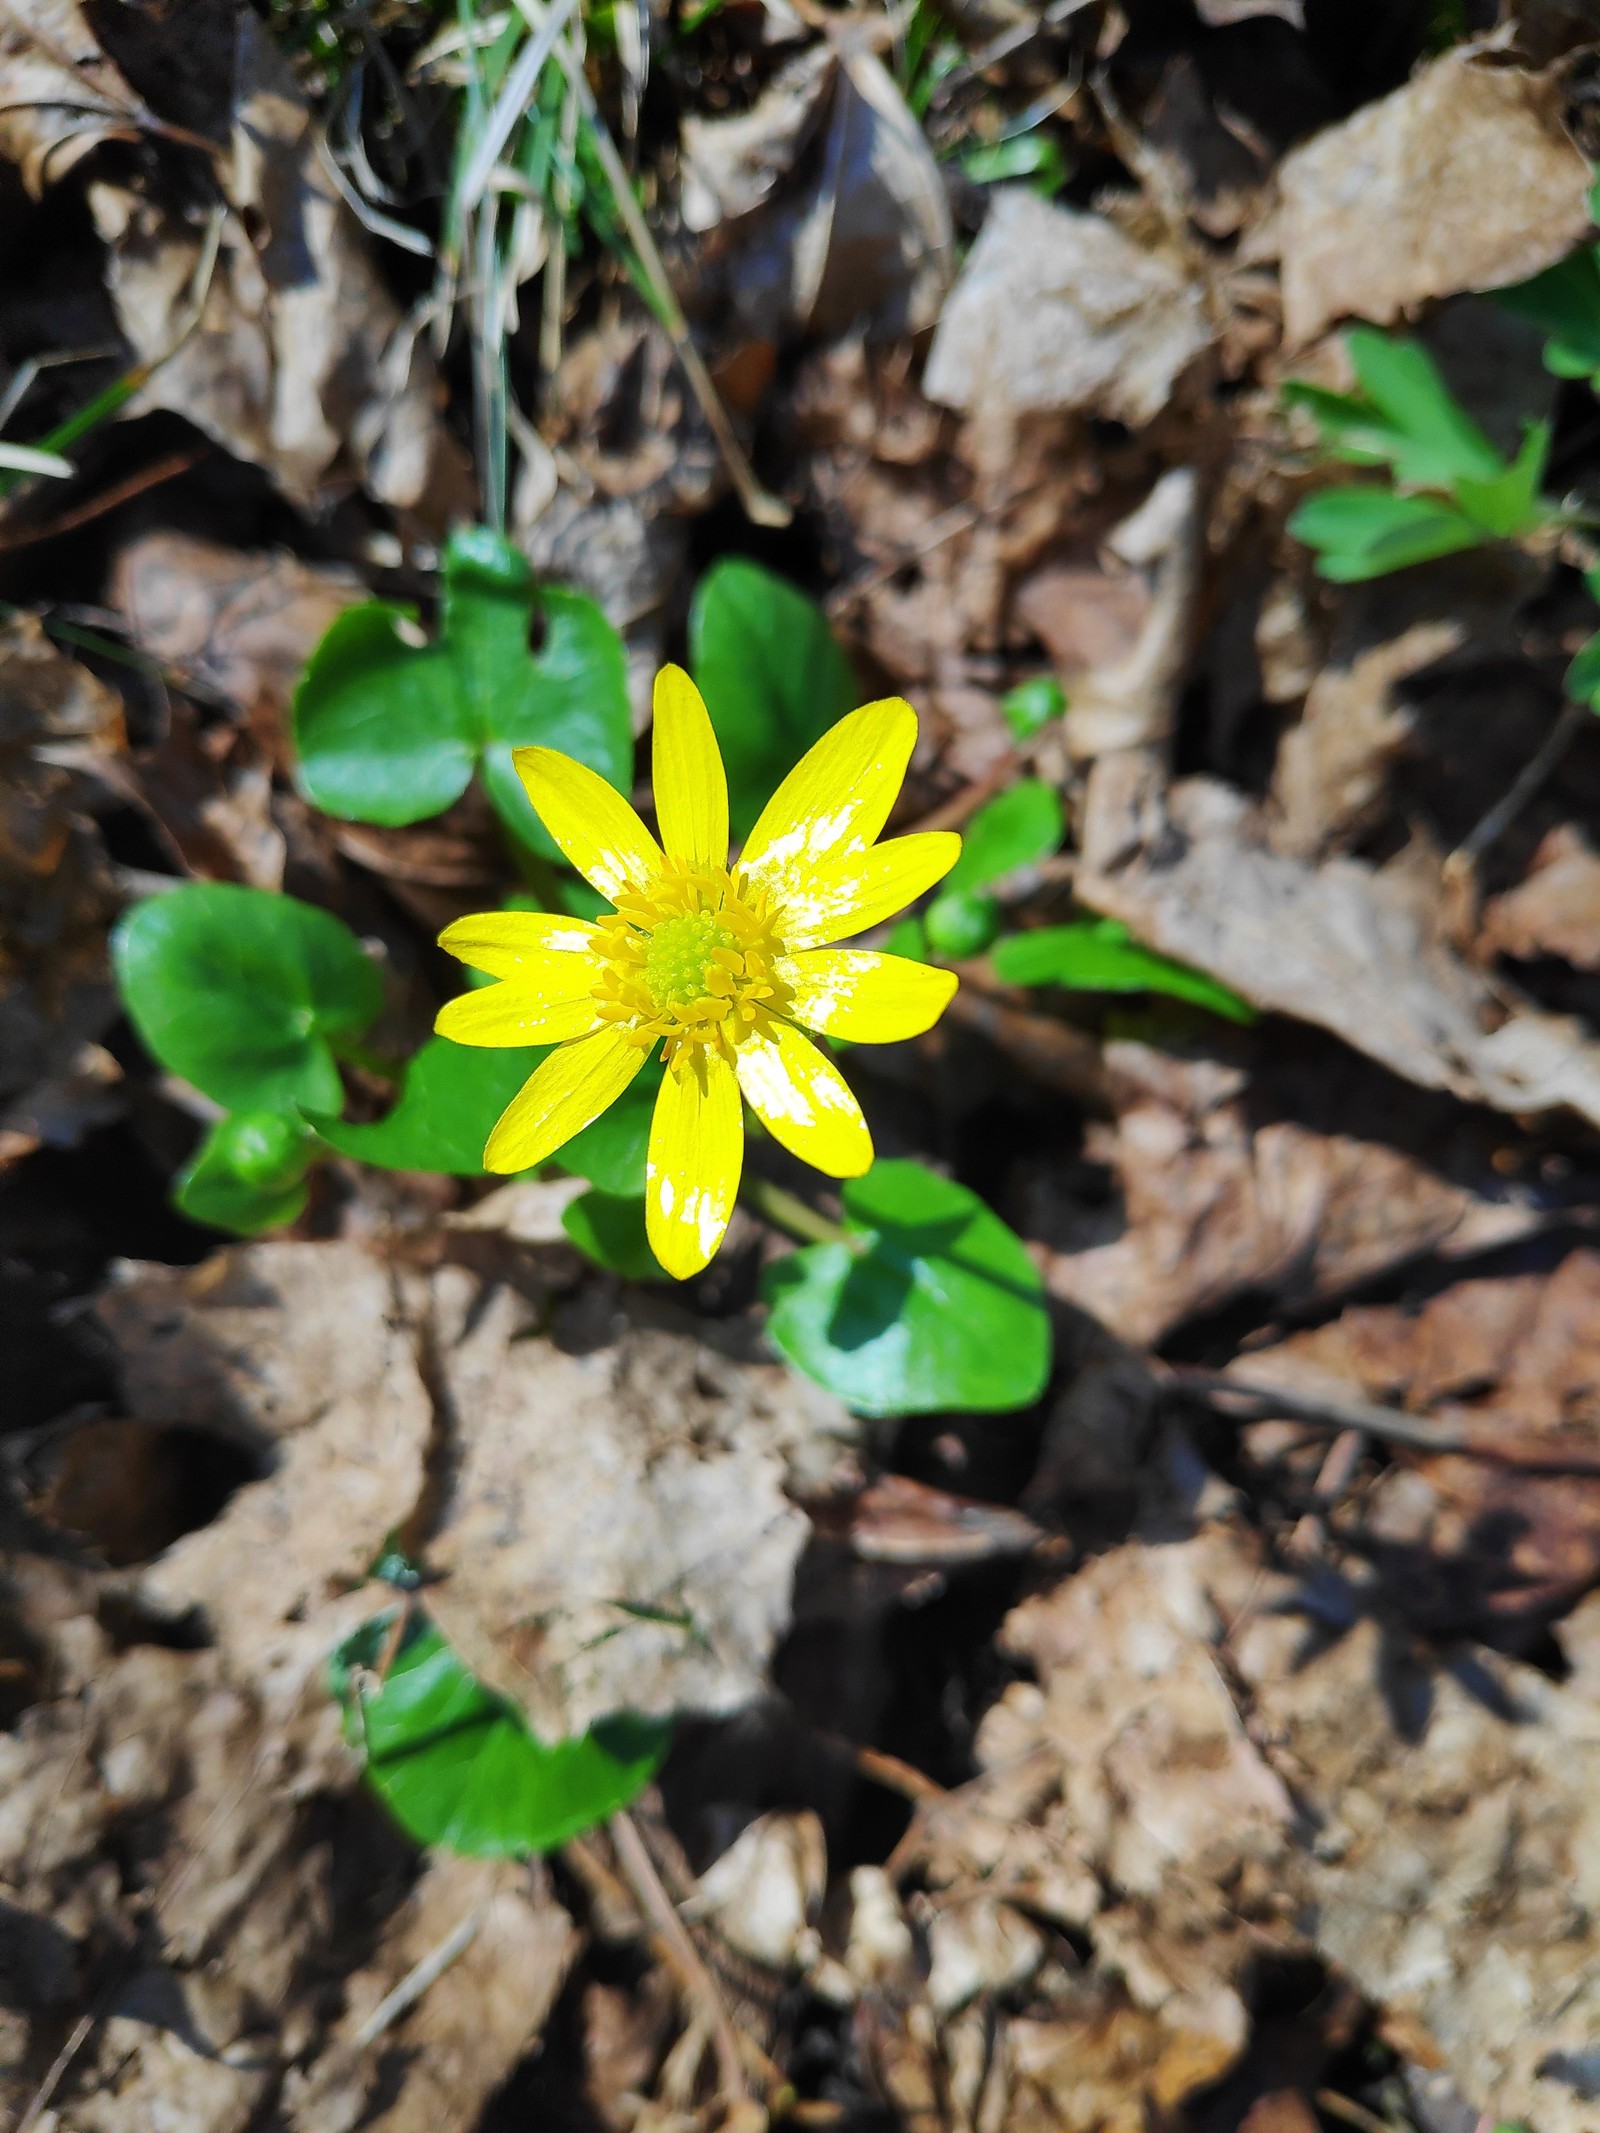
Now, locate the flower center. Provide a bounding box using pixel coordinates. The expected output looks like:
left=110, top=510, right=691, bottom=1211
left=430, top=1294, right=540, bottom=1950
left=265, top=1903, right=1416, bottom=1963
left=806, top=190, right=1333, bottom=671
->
left=591, top=860, right=789, bottom=1063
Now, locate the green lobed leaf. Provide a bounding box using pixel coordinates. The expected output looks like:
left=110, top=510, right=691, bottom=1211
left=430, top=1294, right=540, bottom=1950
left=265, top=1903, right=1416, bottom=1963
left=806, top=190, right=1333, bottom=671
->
left=1343, top=328, right=1504, bottom=489
left=945, top=780, right=1064, bottom=894
left=331, top=1613, right=669, bottom=1856
left=175, top=1110, right=316, bottom=1235
left=293, top=528, right=633, bottom=851
left=113, top=884, right=382, bottom=1115
left=562, top=1190, right=666, bottom=1279
left=991, top=917, right=1256, bottom=1022
left=763, top=1159, right=1051, bottom=1416
left=1286, top=486, right=1486, bottom=581
left=689, top=557, right=859, bottom=837
left=1452, top=420, right=1551, bottom=539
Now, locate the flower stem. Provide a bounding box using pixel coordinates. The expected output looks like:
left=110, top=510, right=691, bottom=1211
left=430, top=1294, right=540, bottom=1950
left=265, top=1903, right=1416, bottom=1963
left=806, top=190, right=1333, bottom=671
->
left=741, top=1174, right=850, bottom=1248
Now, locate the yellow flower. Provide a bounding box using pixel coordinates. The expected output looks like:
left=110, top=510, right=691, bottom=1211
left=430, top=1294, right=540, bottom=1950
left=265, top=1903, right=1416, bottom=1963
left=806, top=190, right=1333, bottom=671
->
left=435, top=667, right=960, bottom=1278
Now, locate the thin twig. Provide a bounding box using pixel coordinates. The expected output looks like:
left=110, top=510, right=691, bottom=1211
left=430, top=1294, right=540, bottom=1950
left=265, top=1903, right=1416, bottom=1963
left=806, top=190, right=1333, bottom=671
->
left=350, top=1901, right=487, bottom=2048
left=1315, top=2091, right=1397, bottom=2133
left=607, top=1808, right=749, bottom=2103
left=15, top=2009, right=97, bottom=2133
left=0, top=445, right=210, bottom=552
left=1170, top=1365, right=1600, bottom=1475
left=1444, top=697, right=1590, bottom=878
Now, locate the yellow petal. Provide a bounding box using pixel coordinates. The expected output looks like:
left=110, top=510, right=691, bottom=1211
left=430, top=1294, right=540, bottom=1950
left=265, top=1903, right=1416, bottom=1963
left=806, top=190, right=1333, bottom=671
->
left=646, top=1045, right=743, bottom=1278
left=769, top=831, right=960, bottom=950
left=435, top=971, right=600, bottom=1047
left=514, top=746, right=662, bottom=903
left=735, top=1020, right=872, bottom=1178
left=652, top=665, right=728, bottom=871
left=740, top=698, right=916, bottom=910
left=439, top=909, right=602, bottom=982
left=483, top=1025, right=648, bottom=1172
left=776, top=948, right=958, bottom=1042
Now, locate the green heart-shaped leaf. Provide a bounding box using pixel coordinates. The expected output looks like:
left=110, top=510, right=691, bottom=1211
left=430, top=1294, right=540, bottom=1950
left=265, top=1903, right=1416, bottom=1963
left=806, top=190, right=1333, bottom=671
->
left=113, top=884, right=382, bottom=1115
left=991, top=917, right=1256, bottom=1022
left=562, top=1190, right=666, bottom=1280
left=293, top=527, right=633, bottom=856
left=175, top=1109, right=316, bottom=1235
left=690, top=557, right=858, bottom=836
left=331, top=1613, right=669, bottom=1857
left=763, top=1159, right=1050, bottom=1416
left=945, top=780, right=1064, bottom=895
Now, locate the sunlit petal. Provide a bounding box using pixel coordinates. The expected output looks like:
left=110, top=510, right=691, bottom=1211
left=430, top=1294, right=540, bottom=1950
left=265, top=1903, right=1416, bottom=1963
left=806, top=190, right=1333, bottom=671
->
left=514, top=746, right=662, bottom=902
left=740, top=698, right=916, bottom=908
left=435, top=970, right=600, bottom=1047
left=439, top=909, right=602, bottom=982
left=735, top=1020, right=872, bottom=1177
left=652, top=664, right=729, bottom=871
left=776, top=948, right=958, bottom=1042
left=770, top=831, right=960, bottom=950
left=483, top=1024, right=649, bottom=1172
left=646, top=1045, right=743, bottom=1278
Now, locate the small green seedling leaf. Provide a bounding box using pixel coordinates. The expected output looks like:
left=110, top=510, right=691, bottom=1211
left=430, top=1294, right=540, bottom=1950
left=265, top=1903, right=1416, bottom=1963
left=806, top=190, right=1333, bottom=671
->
left=294, top=526, right=632, bottom=857
left=991, top=916, right=1256, bottom=1022
left=1343, top=328, right=1505, bottom=489
left=1285, top=487, right=1485, bottom=582
left=959, top=132, right=1070, bottom=195
left=1453, top=419, right=1551, bottom=538
left=562, top=1190, right=666, bottom=1280
left=175, top=1110, right=316, bottom=1235
left=113, top=883, right=382, bottom=1115
left=331, top=1613, right=669, bottom=1856
left=924, top=887, right=1001, bottom=958
left=1496, top=245, right=1600, bottom=386
left=690, top=557, right=858, bottom=837
left=1001, top=674, right=1065, bottom=740
left=763, top=1159, right=1051, bottom=1416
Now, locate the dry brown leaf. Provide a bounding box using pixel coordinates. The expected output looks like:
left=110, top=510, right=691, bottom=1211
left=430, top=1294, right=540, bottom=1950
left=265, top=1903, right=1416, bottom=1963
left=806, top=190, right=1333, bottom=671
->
left=1483, top=823, right=1600, bottom=970
left=109, top=533, right=363, bottom=729
left=424, top=1269, right=850, bottom=1738
left=680, top=42, right=834, bottom=231
left=1030, top=1038, right=1535, bottom=1350
left=924, top=189, right=1212, bottom=426
left=1260, top=40, right=1593, bottom=346
left=0, top=615, right=123, bottom=1154
left=1078, top=752, right=1600, bottom=1130
left=1231, top=1249, right=1600, bottom=1647
left=284, top=1856, right=577, bottom=2133
left=0, top=0, right=141, bottom=193
left=87, top=14, right=470, bottom=519
left=682, top=1809, right=826, bottom=1971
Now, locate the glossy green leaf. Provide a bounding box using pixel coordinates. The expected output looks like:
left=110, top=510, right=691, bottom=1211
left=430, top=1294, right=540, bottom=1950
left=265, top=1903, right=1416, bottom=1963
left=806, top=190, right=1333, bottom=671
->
left=331, top=1613, right=669, bottom=1856
left=1286, top=487, right=1485, bottom=581
left=1001, top=674, right=1065, bottom=740
left=689, top=557, right=858, bottom=836
left=1496, top=247, right=1600, bottom=384
left=991, top=917, right=1256, bottom=1022
left=314, top=1034, right=659, bottom=1184
left=763, top=1159, right=1050, bottom=1416
left=312, top=1035, right=545, bottom=1174
left=562, top=1190, right=666, bottom=1279
left=175, top=1110, right=315, bottom=1235
left=113, top=884, right=382, bottom=1115
left=293, top=527, right=633, bottom=854
left=945, top=780, right=1063, bottom=894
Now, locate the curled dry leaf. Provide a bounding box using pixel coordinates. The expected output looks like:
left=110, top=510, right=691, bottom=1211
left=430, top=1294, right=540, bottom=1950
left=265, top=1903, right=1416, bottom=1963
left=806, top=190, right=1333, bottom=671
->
left=1258, top=39, right=1593, bottom=347
left=682, top=1808, right=826, bottom=1971
left=924, top=189, right=1212, bottom=428
left=1482, top=823, right=1600, bottom=971
left=95, top=1239, right=855, bottom=1740
left=1230, top=1248, right=1600, bottom=1647
left=0, top=0, right=141, bottom=194
left=1030, top=1038, right=1536, bottom=1351
left=88, top=14, right=471, bottom=520
left=895, top=1521, right=1600, bottom=2132
left=1077, top=752, right=1600, bottom=1130
left=0, top=615, right=124, bottom=1154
